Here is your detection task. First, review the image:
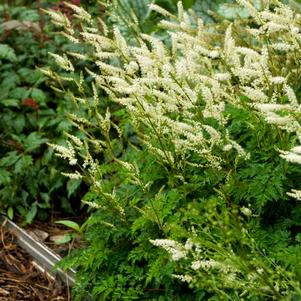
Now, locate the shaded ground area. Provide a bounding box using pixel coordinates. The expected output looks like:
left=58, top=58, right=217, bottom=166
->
left=0, top=225, right=70, bottom=301
left=24, top=212, right=87, bottom=257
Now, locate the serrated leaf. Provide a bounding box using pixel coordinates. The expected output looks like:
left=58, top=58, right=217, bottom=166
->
left=31, top=88, right=46, bottom=104
left=9, top=87, right=30, bottom=100
left=0, top=169, right=11, bottom=185
left=0, top=151, right=20, bottom=167
left=57, top=120, right=71, bottom=131
left=19, top=9, right=40, bottom=22
left=18, top=68, right=44, bottom=84
left=37, top=117, right=50, bottom=129
left=0, top=99, right=19, bottom=107
left=1, top=71, right=20, bottom=89
left=0, top=44, right=17, bottom=62
left=14, top=155, right=33, bottom=174
left=41, top=148, right=54, bottom=165
left=14, top=114, right=26, bottom=133
left=14, top=157, right=23, bottom=174
left=55, top=220, right=80, bottom=232
left=24, top=132, right=48, bottom=152
left=0, top=98, right=20, bottom=108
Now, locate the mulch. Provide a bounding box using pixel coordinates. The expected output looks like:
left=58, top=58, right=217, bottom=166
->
left=0, top=225, right=70, bottom=301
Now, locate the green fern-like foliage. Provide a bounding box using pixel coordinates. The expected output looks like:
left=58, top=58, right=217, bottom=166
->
left=48, top=0, right=301, bottom=300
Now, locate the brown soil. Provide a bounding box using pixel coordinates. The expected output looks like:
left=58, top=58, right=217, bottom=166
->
left=0, top=225, right=70, bottom=301
left=23, top=212, right=87, bottom=257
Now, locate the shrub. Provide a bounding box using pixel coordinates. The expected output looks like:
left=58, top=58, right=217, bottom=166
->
left=48, top=0, right=301, bottom=299
left=0, top=1, right=86, bottom=223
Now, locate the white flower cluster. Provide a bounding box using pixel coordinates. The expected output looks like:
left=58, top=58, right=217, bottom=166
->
left=61, top=171, right=82, bottom=180
left=48, top=142, right=77, bottom=165
left=64, top=2, right=92, bottom=23
left=150, top=239, right=187, bottom=261
left=44, top=9, right=71, bottom=28
left=152, top=237, right=240, bottom=289
left=280, top=147, right=301, bottom=165
left=46, top=0, right=301, bottom=200
left=172, top=274, right=193, bottom=283
left=46, top=1, right=258, bottom=171
left=287, top=189, right=301, bottom=201
left=49, top=53, right=74, bottom=72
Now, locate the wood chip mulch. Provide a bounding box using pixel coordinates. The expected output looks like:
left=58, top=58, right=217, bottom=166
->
left=0, top=225, right=70, bottom=301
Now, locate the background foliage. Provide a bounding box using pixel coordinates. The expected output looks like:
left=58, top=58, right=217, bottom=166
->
left=0, top=0, right=88, bottom=223
left=46, top=0, right=301, bottom=300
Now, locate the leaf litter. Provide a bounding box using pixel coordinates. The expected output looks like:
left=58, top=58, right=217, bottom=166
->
left=0, top=225, right=70, bottom=301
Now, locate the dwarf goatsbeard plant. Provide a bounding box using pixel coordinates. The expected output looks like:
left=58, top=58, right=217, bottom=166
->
left=45, top=0, right=301, bottom=299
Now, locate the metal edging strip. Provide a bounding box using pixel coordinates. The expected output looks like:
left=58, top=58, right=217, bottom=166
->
left=0, top=214, right=76, bottom=286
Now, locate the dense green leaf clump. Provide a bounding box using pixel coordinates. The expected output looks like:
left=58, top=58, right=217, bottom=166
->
left=0, top=1, right=88, bottom=222
left=44, top=0, right=301, bottom=300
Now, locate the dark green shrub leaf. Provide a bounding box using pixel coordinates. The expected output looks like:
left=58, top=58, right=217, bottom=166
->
left=19, top=9, right=40, bottom=22
left=10, top=87, right=30, bottom=100
left=24, top=132, right=48, bottom=152
left=0, top=151, right=20, bottom=167
left=0, top=99, right=19, bottom=107
left=67, top=178, right=82, bottom=198
left=25, top=202, right=37, bottom=225
left=0, top=169, right=11, bottom=185
left=1, top=72, right=20, bottom=89
left=31, top=88, right=46, bottom=105
left=39, top=193, right=51, bottom=208
left=14, top=115, right=26, bottom=133
left=0, top=44, right=17, bottom=62
left=14, top=155, right=33, bottom=174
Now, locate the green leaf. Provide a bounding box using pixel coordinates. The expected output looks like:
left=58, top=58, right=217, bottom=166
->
left=14, top=158, right=23, bottom=174
left=14, top=114, right=26, bottom=133
left=7, top=207, right=14, bottom=220
left=39, top=192, right=50, bottom=208
left=14, top=155, right=33, bottom=174
left=53, top=233, right=74, bottom=244
left=37, top=117, right=51, bottom=129
left=1, top=71, right=20, bottom=89
left=57, top=120, right=71, bottom=131
left=0, top=169, right=11, bottom=185
left=24, top=132, right=48, bottom=152
left=19, top=9, right=40, bottom=22
left=0, top=99, right=19, bottom=107
left=10, top=87, right=30, bottom=100
left=55, top=220, right=81, bottom=232
left=25, top=202, right=37, bottom=225
left=0, top=151, right=20, bottom=167
left=18, top=68, right=44, bottom=84
left=31, top=88, right=46, bottom=105
left=60, top=197, right=75, bottom=214
left=176, top=0, right=196, bottom=9
left=41, top=148, right=54, bottom=165
left=0, top=44, right=17, bottom=62
left=67, top=178, right=82, bottom=198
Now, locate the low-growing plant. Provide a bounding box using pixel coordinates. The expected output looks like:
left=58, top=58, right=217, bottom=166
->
left=47, top=0, right=301, bottom=300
